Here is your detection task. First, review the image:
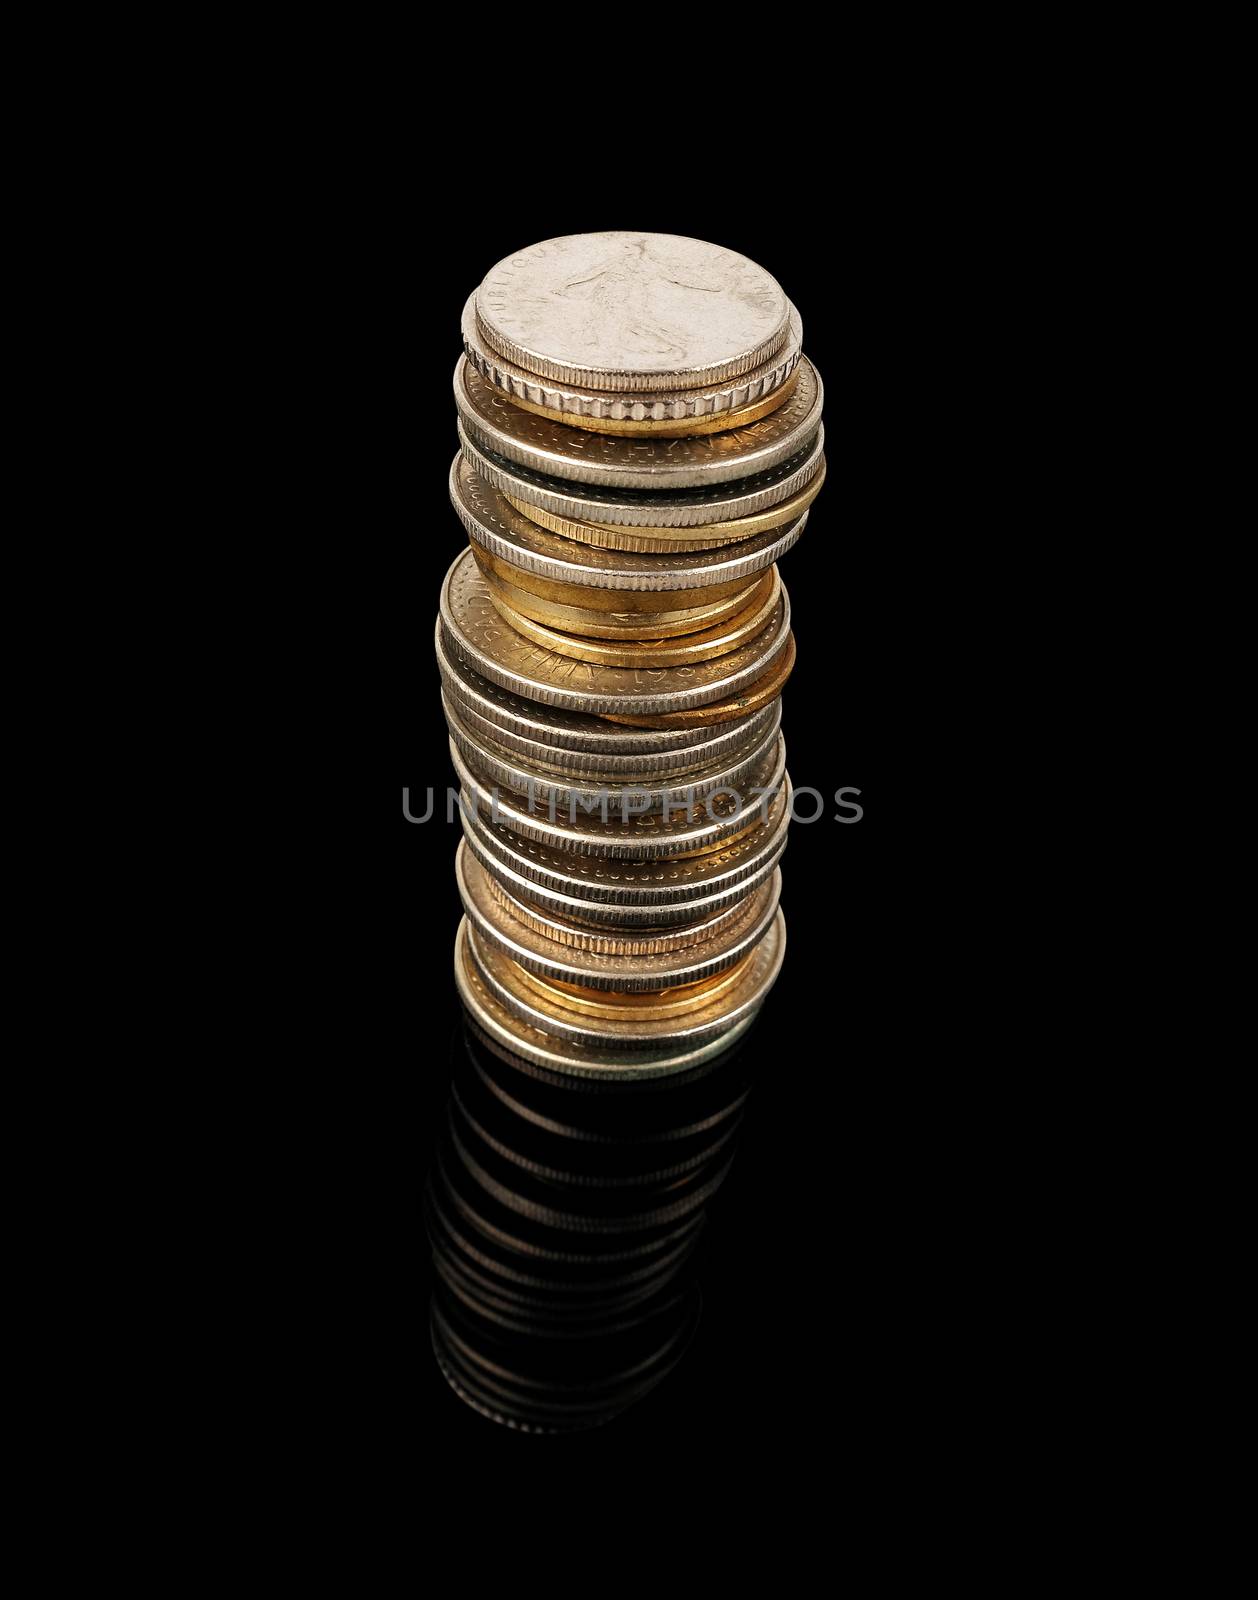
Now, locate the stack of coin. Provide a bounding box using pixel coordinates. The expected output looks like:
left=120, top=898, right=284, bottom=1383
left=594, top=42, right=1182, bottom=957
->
left=438, top=233, right=825, bottom=1076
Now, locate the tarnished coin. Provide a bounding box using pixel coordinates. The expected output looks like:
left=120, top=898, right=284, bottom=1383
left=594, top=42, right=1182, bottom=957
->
left=444, top=692, right=781, bottom=814
left=483, top=569, right=782, bottom=669
left=463, top=910, right=787, bottom=1053
left=455, top=357, right=823, bottom=491
left=459, top=778, right=791, bottom=922
left=434, top=619, right=772, bottom=761
left=440, top=547, right=791, bottom=715
left=452, top=455, right=808, bottom=590
left=460, top=422, right=824, bottom=529
left=483, top=872, right=749, bottom=956
left=458, top=842, right=781, bottom=994
left=449, top=728, right=786, bottom=861
left=453, top=920, right=762, bottom=1079
left=462, top=292, right=804, bottom=428
left=475, top=233, right=790, bottom=393
left=475, top=565, right=763, bottom=639
left=505, top=465, right=825, bottom=552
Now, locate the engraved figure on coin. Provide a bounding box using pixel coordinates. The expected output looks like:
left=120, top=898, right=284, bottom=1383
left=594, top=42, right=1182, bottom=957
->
left=553, top=237, right=719, bottom=363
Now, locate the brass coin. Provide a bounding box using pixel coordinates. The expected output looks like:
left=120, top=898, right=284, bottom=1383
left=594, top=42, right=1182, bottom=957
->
left=467, top=540, right=757, bottom=614
left=475, top=563, right=763, bottom=640
left=505, top=370, right=799, bottom=437
left=603, top=633, right=797, bottom=729
left=511, top=953, right=756, bottom=1020
left=504, top=463, right=826, bottom=552
left=484, top=570, right=782, bottom=669
left=440, top=547, right=791, bottom=716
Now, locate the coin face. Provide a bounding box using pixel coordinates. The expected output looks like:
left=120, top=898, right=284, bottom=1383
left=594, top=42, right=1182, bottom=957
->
left=460, top=423, right=824, bottom=529
left=440, top=548, right=791, bottom=715
left=475, top=233, right=789, bottom=393
left=455, top=357, right=823, bottom=490
left=452, top=455, right=808, bottom=591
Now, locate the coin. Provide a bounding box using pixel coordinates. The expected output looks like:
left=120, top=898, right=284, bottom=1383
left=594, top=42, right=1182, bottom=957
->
left=461, top=291, right=804, bottom=424
left=483, top=872, right=750, bottom=956
left=475, top=233, right=789, bottom=392
left=474, top=566, right=763, bottom=639
left=460, top=422, right=824, bottom=529
left=511, top=954, right=756, bottom=1019
left=454, top=357, right=823, bottom=491
left=602, top=634, right=796, bottom=729
left=458, top=841, right=781, bottom=994
left=448, top=730, right=786, bottom=861
left=459, top=778, right=791, bottom=920
left=470, top=543, right=758, bottom=615
left=440, top=547, right=791, bottom=715
left=436, top=620, right=779, bottom=774
left=453, top=920, right=762, bottom=1079
left=505, top=371, right=797, bottom=437
left=504, top=463, right=826, bottom=552
left=462, top=910, right=787, bottom=1053
left=444, top=692, right=781, bottom=814
left=452, top=456, right=808, bottom=590
left=483, top=569, right=782, bottom=669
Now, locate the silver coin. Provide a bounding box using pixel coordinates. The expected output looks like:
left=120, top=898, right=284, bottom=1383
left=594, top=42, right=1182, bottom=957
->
left=438, top=621, right=779, bottom=777
left=434, top=618, right=738, bottom=759
left=454, top=357, right=823, bottom=492
left=458, top=841, right=781, bottom=994
left=474, top=233, right=789, bottom=393
left=453, top=919, right=761, bottom=1079
left=464, top=912, right=787, bottom=1052
left=459, top=785, right=791, bottom=928
left=435, top=618, right=775, bottom=766
left=444, top=691, right=781, bottom=813
left=482, top=869, right=749, bottom=955
left=459, top=421, right=824, bottom=530
left=449, top=454, right=809, bottom=593
left=462, top=291, right=803, bottom=422
left=449, top=729, right=786, bottom=860
left=439, top=547, right=792, bottom=715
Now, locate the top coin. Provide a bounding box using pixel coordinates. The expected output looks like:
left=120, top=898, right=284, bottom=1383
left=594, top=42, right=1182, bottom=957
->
left=475, top=233, right=790, bottom=393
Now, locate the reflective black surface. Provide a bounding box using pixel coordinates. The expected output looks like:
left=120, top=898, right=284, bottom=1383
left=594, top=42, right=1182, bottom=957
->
left=424, top=1015, right=760, bottom=1432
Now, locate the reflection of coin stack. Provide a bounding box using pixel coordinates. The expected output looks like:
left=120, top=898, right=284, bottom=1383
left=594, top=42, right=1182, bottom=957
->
left=439, top=233, right=825, bottom=1076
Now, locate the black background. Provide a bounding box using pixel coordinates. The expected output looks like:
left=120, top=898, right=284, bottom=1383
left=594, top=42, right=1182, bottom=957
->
left=401, top=202, right=933, bottom=1462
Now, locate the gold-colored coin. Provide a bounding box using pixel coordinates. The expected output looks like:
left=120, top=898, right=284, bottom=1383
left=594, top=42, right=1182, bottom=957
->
left=504, top=370, right=799, bottom=438
left=602, top=633, right=797, bottom=728
left=511, top=952, right=756, bottom=1020
left=468, top=542, right=755, bottom=614
left=485, top=569, right=781, bottom=669
left=477, top=565, right=762, bottom=640
left=505, top=463, right=826, bottom=552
